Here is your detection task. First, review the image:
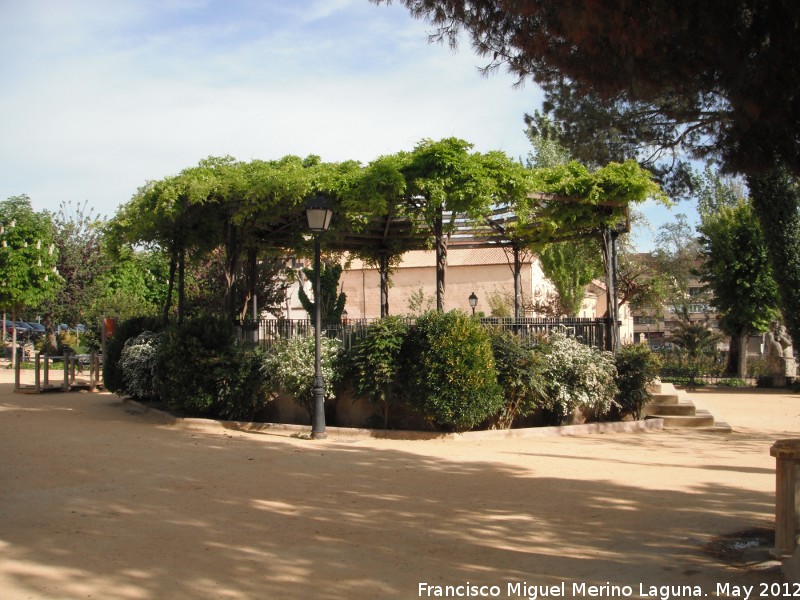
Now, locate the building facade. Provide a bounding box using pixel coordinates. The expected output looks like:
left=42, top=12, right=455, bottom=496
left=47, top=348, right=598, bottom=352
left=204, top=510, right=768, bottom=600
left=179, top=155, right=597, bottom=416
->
left=278, top=247, right=634, bottom=341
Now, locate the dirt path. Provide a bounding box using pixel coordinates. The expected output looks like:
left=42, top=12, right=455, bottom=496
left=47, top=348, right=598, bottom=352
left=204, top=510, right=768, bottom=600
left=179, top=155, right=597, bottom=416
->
left=0, top=370, right=797, bottom=599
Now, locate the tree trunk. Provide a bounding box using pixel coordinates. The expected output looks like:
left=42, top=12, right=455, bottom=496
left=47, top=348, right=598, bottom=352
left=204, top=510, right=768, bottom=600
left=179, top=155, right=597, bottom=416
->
left=513, top=245, right=523, bottom=319
left=224, top=222, right=239, bottom=322
left=10, top=306, right=16, bottom=370
left=434, top=212, right=446, bottom=312
left=600, top=226, right=621, bottom=353
left=724, top=335, right=738, bottom=376
left=239, top=248, right=258, bottom=323
left=737, top=331, right=749, bottom=379
left=163, top=240, right=178, bottom=325
left=177, top=246, right=186, bottom=325
left=379, top=253, right=390, bottom=318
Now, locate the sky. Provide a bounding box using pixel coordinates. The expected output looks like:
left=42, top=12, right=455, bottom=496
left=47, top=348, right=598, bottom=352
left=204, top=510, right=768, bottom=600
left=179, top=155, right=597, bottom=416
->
left=0, top=0, right=688, bottom=250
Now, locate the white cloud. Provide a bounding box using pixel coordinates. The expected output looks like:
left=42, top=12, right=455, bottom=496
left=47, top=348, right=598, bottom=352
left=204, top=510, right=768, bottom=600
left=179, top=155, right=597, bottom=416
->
left=0, top=0, right=540, bottom=217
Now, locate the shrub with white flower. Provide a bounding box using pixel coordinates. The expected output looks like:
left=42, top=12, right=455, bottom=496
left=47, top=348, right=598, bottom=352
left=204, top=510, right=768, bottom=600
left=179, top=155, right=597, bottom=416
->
left=262, top=336, right=342, bottom=419
left=118, top=330, right=164, bottom=401
left=541, top=332, right=618, bottom=422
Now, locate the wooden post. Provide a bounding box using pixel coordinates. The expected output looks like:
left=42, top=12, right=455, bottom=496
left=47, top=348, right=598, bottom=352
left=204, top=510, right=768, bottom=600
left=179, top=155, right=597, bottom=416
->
left=771, top=439, right=800, bottom=557
left=513, top=245, right=523, bottom=319
left=43, top=354, right=50, bottom=387
left=34, top=352, right=41, bottom=393
left=62, top=351, right=70, bottom=391
left=14, top=350, right=20, bottom=391
left=89, top=352, right=97, bottom=391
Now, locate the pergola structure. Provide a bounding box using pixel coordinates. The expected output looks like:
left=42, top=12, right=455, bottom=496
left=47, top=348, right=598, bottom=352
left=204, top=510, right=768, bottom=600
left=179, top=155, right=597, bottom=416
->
left=254, top=193, right=629, bottom=351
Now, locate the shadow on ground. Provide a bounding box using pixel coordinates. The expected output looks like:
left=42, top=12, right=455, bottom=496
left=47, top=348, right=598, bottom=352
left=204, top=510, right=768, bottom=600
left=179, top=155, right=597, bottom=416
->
left=0, top=386, right=783, bottom=599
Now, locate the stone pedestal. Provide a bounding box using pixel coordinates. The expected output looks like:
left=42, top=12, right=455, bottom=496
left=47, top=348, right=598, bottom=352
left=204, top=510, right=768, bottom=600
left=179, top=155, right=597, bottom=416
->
left=770, top=439, right=800, bottom=558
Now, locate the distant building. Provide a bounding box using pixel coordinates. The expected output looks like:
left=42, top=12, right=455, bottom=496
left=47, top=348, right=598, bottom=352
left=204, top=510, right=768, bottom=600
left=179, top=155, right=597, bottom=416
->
left=277, top=247, right=633, bottom=341
left=629, top=261, right=765, bottom=355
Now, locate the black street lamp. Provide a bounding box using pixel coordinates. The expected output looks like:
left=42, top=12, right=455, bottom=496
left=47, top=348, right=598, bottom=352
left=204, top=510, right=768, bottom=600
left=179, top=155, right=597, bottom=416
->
left=469, top=292, right=478, bottom=315
left=306, top=194, right=333, bottom=440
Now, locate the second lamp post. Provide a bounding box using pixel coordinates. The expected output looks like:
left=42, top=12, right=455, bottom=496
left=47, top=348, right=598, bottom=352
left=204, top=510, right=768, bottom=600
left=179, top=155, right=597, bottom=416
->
left=306, top=194, right=333, bottom=440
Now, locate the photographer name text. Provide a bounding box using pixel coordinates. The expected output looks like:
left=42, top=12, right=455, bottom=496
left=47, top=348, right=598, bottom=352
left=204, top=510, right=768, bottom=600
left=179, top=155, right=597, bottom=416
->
left=418, top=581, right=800, bottom=599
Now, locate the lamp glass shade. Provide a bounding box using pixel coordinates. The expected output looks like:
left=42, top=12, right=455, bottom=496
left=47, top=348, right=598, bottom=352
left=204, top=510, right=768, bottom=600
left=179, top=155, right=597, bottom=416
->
left=306, top=196, right=333, bottom=233
left=468, top=292, right=478, bottom=308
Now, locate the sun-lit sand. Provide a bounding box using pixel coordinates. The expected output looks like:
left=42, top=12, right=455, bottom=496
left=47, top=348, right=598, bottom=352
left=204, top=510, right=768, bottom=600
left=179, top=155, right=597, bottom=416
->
left=0, top=367, right=796, bottom=599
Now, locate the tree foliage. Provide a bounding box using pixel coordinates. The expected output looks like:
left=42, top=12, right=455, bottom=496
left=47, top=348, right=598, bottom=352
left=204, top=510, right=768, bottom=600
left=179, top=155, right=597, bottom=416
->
left=651, top=214, right=703, bottom=314
left=522, top=160, right=666, bottom=243
left=401, top=310, right=503, bottom=431
left=747, top=167, right=800, bottom=349
left=697, top=173, right=779, bottom=338
left=349, top=316, right=410, bottom=429
left=38, top=201, right=109, bottom=344
left=0, top=195, right=60, bottom=315
left=538, top=240, right=603, bottom=316
left=377, top=0, right=800, bottom=177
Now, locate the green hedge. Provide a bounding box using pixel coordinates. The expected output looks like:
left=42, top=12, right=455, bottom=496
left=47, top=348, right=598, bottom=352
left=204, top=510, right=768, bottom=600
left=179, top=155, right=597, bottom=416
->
left=400, top=310, right=503, bottom=431
left=155, top=316, right=269, bottom=421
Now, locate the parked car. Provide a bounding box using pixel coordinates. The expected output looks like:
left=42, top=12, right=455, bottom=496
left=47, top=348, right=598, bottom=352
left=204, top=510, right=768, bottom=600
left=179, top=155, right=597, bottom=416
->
left=3, top=320, right=30, bottom=334
left=26, top=322, right=46, bottom=335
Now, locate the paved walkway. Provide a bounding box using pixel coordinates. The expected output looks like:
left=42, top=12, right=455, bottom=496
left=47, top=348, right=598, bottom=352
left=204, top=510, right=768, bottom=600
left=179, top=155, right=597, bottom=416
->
left=0, top=369, right=797, bottom=599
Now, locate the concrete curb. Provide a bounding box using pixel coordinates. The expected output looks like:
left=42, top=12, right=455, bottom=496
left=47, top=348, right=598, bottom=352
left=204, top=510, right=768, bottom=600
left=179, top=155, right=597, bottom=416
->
left=122, top=398, right=664, bottom=441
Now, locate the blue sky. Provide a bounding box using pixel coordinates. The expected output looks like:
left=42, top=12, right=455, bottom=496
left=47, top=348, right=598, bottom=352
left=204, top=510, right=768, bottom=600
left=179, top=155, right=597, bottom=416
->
left=0, top=0, right=689, bottom=250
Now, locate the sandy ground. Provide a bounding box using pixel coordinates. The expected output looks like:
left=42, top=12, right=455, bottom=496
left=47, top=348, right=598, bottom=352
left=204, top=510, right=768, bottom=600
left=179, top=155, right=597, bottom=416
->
left=1, top=368, right=799, bottom=600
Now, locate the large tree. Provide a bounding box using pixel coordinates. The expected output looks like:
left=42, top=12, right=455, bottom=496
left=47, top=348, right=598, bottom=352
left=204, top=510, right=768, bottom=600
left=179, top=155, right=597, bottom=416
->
left=377, top=0, right=800, bottom=347
left=698, top=194, right=779, bottom=377
left=0, top=196, right=60, bottom=367
left=377, top=0, right=800, bottom=176
left=38, top=201, right=108, bottom=348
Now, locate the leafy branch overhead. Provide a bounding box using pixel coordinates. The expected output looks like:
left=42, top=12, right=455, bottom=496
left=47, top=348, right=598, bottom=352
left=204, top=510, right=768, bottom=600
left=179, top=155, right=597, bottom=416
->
left=512, top=160, right=668, bottom=244
left=104, top=139, right=666, bottom=322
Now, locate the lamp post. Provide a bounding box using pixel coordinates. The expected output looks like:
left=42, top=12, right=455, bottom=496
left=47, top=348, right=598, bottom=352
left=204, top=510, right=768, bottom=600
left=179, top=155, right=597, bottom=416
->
left=306, top=194, right=333, bottom=440
left=469, top=292, right=478, bottom=316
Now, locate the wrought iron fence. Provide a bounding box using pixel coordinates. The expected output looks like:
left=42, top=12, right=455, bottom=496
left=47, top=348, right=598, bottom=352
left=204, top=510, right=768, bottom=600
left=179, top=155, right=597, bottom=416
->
left=243, top=316, right=608, bottom=351
left=655, top=350, right=769, bottom=386
left=478, top=317, right=607, bottom=350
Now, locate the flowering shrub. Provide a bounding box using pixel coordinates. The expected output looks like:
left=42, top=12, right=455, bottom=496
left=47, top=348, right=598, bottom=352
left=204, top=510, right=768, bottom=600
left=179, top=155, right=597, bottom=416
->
left=118, top=330, right=163, bottom=401
left=103, top=316, right=164, bottom=395
left=540, top=332, right=618, bottom=423
left=262, top=336, right=343, bottom=420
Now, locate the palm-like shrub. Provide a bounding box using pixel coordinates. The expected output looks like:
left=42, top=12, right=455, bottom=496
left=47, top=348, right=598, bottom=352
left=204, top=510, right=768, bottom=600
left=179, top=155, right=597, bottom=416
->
left=667, top=319, right=724, bottom=385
